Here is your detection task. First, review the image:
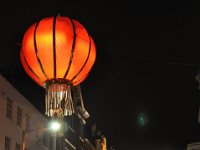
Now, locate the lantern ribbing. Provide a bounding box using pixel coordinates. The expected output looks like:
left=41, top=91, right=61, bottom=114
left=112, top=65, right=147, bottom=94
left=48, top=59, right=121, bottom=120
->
left=20, top=16, right=96, bottom=117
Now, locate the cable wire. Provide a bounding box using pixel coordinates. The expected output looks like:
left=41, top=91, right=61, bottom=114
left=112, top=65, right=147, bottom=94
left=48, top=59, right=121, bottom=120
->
left=96, top=42, right=200, bottom=68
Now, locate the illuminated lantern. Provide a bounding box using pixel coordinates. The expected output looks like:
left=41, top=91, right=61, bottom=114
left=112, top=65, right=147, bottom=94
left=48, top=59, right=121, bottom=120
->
left=20, top=16, right=96, bottom=117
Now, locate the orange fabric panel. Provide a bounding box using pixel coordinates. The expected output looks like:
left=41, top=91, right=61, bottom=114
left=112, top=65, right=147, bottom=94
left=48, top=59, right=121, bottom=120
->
left=73, top=74, right=88, bottom=86
left=21, top=16, right=96, bottom=87
left=20, top=49, right=42, bottom=86
left=72, top=37, right=96, bottom=84
left=66, top=20, right=90, bottom=81
left=22, top=23, right=47, bottom=83
left=36, top=17, right=54, bottom=79
left=55, top=17, right=73, bottom=78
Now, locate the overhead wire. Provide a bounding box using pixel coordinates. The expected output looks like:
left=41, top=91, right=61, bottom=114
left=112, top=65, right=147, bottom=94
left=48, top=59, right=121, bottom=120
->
left=0, top=40, right=200, bottom=67
left=96, top=41, right=200, bottom=68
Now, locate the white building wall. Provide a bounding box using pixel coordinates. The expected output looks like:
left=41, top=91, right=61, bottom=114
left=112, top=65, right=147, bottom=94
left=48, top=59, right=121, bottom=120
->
left=0, top=74, right=51, bottom=150
left=187, top=142, right=200, bottom=150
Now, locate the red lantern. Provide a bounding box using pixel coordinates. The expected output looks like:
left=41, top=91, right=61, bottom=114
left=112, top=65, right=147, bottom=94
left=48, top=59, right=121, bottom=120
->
left=20, top=16, right=96, bottom=117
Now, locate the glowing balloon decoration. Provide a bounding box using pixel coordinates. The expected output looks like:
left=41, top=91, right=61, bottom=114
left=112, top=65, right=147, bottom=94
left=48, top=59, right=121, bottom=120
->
left=20, top=16, right=96, bottom=117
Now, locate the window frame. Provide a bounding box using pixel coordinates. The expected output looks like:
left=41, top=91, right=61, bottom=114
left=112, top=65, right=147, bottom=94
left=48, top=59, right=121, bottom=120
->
left=15, top=143, right=20, bottom=150
left=6, top=97, right=13, bottom=120
left=5, top=136, right=11, bottom=150
left=16, top=106, right=22, bottom=127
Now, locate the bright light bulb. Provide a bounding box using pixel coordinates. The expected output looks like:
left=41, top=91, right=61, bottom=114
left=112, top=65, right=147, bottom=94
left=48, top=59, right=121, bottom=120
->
left=50, top=121, right=61, bottom=131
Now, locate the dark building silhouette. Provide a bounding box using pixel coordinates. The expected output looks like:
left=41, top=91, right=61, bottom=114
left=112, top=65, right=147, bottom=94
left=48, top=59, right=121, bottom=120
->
left=50, top=85, right=113, bottom=150
left=55, top=85, right=95, bottom=150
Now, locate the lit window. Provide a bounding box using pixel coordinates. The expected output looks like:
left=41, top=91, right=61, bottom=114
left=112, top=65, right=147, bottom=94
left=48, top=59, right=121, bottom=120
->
left=17, top=107, right=22, bottom=127
left=25, top=113, right=30, bottom=131
left=15, top=143, right=20, bottom=150
left=5, top=136, right=11, bottom=150
left=6, top=97, right=13, bottom=120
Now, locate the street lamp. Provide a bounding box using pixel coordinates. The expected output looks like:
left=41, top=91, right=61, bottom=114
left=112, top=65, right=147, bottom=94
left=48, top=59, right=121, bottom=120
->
left=50, top=121, right=61, bottom=132
left=22, top=120, right=62, bottom=150
left=49, top=120, right=62, bottom=150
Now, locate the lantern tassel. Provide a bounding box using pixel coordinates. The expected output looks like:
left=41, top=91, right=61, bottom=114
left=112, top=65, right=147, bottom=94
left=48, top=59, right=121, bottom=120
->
left=45, top=83, right=74, bottom=117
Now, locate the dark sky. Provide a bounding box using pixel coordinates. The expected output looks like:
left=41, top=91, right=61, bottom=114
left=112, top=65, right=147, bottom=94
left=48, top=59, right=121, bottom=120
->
left=1, top=0, right=200, bottom=149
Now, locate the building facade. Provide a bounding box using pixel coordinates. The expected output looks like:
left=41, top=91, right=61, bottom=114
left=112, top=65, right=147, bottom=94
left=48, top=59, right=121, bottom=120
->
left=0, top=73, right=112, bottom=150
left=187, top=142, right=200, bottom=150
left=0, top=74, right=51, bottom=150
left=189, top=73, right=200, bottom=150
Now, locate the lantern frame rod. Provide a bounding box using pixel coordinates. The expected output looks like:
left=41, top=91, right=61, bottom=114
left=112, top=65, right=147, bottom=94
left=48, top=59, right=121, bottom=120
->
left=63, top=19, right=76, bottom=79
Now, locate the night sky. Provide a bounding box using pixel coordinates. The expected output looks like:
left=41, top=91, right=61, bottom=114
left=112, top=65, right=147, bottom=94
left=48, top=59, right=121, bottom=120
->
left=1, top=0, right=200, bottom=149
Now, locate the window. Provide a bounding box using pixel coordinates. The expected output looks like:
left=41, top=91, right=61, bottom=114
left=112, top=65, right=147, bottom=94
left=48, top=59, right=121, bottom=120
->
left=17, top=106, right=22, bottom=126
left=25, top=113, right=30, bottom=131
left=6, top=97, right=13, bottom=119
left=15, top=143, right=20, bottom=150
left=5, top=136, right=11, bottom=150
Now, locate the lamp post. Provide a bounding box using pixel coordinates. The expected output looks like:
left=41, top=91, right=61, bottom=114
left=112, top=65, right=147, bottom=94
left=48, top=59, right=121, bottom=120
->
left=21, top=128, right=39, bottom=150
left=21, top=130, right=25, bottom=150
